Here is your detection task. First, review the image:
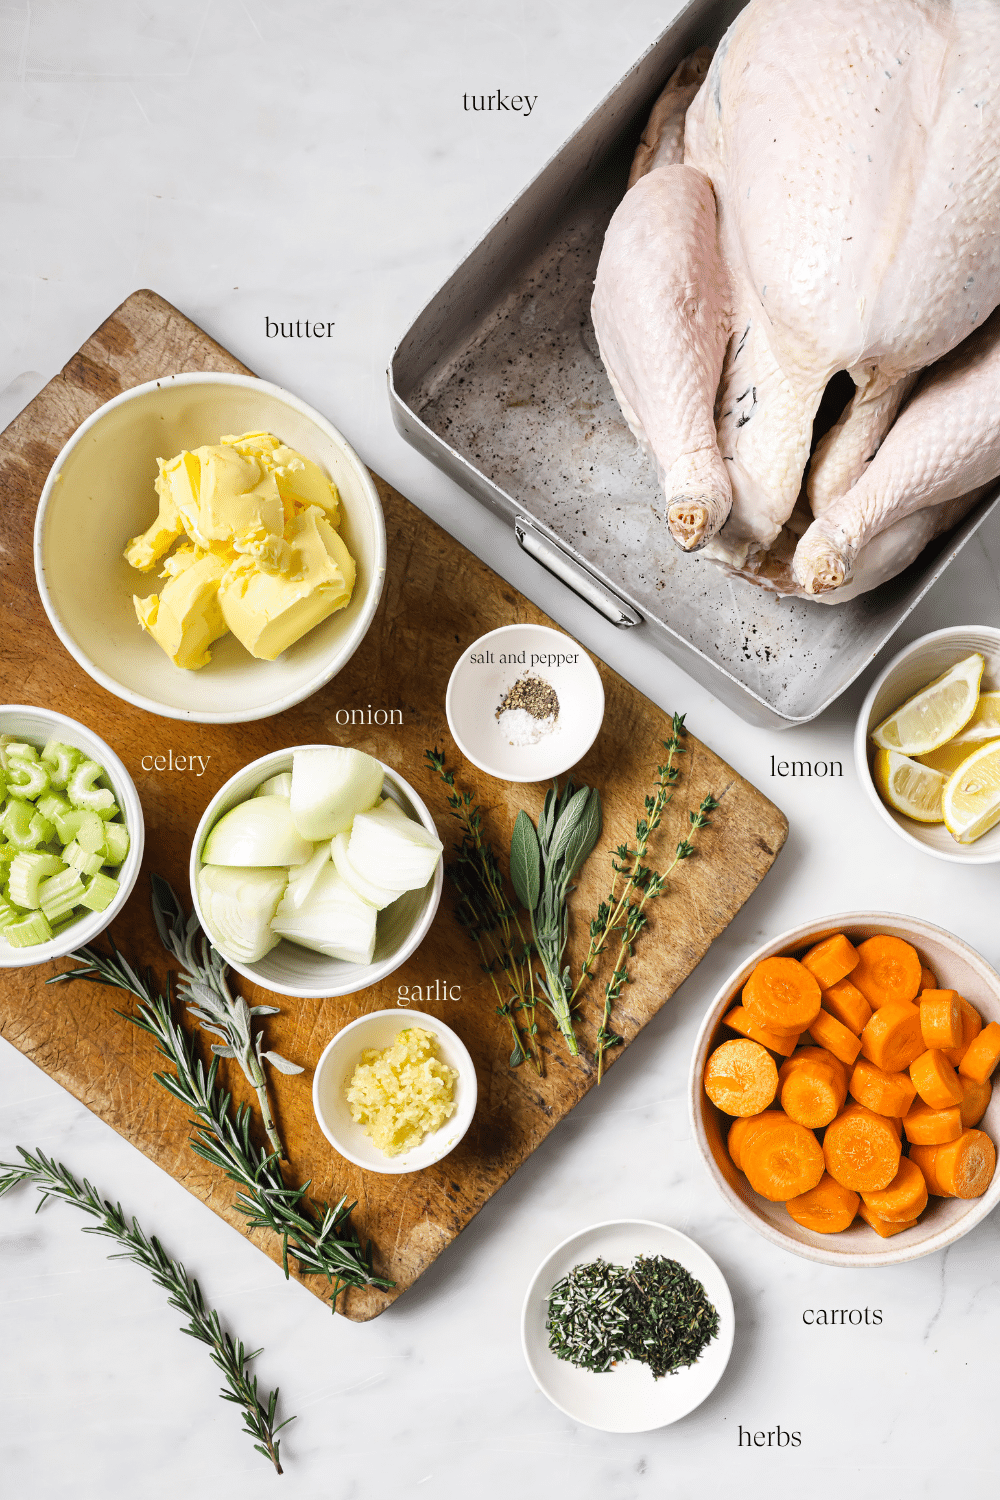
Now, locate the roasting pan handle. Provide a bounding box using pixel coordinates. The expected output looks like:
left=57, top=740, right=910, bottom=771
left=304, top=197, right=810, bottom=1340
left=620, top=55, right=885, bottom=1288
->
left=514, top=519, right=641, bottom=629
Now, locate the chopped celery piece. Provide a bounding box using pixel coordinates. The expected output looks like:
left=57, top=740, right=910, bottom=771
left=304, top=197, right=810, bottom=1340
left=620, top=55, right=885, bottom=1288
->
left=40, top=740, right=82, bottom=790
left=81, top=871, right=119, bottom=913
left=9, top=852, right=65, bottom=909
left=28, top=812, right=55, bottom=846
left=0, top=841, right=16, bottom=865
left=0, top=895, right=21, bottom=930
left=7, top=758, right=49, bottom=799
left=55, top=808, right=105, bottom=852
left=3, top=909, right=54, bottom=947
left=96, top=800, right=121, bottom=822
left=1, top=800, right=35, bottom=847
left=39, top=868, right=86, bottom=923
left=63, top=840, right=104, bottom=877
left=101, top=823, right=129, bottom=866
left=5, top=743, right=39, bottom=762
left=66, top=759, right=116, bottom=813
left=37, top=790, right=72, bottom=822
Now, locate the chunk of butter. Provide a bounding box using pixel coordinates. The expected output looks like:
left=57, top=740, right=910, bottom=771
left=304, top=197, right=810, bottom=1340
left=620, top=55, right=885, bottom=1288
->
left=124, top=431, right=355, bottom=670
left=133, top=552, right=229, bottom=670
left=218, top=506, right=356, bottom=661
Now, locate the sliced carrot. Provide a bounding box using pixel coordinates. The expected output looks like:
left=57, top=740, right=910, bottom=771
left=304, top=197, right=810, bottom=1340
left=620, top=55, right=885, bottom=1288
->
left=857, top=1201, right=920, bottom=1238
left=860, top=1000, right=924, bottom=1072
left=741, top=1117, right=825, bottom=1202
left=778, top=1052, right=847, bottom=1128
left=919, top=990, right=963, bottom=1051
left=920, top=966, right=938, bottom=992
left=728, top=1110, right=785, bottom=1172
left=848, top=1057, right=917, bottom=1117
left=704, top=1039, right=778, bottom=1116
left=742, top=956, right=822, bottom=1037
left=909, top=1049, right=964, bottom=1109
left=723, top=1005, right=799, bottom=1057
left=800, top=933, right=860, bottom=990
left=944, top=998, right=983, bottom=1067
left=861, top=1156, right=928, bottom=1223
left=958, top=1021, right=1000, bottom=1085
left=851, top=935, right=922, bottom=1010
left=808, top=1008, right=863, bottom=1066
left=902, top=1100, right=963, bottom=1145
left=821, top=978, right=873, bottom=1035
left=958, top=1075, right=992, bottom=1130
left=785, top=1173, right=859, bottom=1234
left=823, top=1103, right=901, bottom=1192
left=911, top=1130, right=996, bottom=1199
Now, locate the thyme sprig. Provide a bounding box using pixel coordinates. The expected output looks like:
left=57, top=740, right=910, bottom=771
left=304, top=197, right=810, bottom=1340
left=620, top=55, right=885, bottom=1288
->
left=581, top=717, right=718, bottom=1081
left=49, top=904, right=392, bottom=1307
left=425, top=748, right=541, bottom=1072
left=151, top=875, right=302, bottom=1159
left=0, top=1148, right=292, bottom=1473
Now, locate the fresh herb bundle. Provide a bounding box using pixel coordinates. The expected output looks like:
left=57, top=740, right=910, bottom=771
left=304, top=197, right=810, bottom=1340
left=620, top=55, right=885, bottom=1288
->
left=50, top=884, right=392, bottom=1308
left=509, top=781, right=602, bottom=1057
left=0, top=1148, right=292, bottom=1473
left=546, top=1253, right=720, bottom=1380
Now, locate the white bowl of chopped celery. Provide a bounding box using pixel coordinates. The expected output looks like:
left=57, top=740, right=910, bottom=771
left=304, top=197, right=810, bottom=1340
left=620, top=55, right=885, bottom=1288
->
left=190, top=745, right=443, bottom=998
left=34, top=372, right=386, bottom=724
left=0, top=706, right=143, bottom=967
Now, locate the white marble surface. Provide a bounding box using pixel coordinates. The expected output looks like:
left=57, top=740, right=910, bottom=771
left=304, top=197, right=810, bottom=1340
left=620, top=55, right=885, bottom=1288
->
left=2, top=2, right=1000, bottom=1495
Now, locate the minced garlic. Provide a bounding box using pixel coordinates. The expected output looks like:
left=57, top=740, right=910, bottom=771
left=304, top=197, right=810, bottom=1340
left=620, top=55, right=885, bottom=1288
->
left=346, top=1027, right=458, bottom=1157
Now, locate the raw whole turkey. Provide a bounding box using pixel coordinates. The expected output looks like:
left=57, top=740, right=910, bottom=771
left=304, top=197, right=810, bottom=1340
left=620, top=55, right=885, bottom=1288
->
left=592, top=0, right=1000, bottom=602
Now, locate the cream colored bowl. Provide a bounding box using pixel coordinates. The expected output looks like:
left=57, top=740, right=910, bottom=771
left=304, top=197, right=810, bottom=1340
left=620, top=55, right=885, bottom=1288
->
left=190, top=747, right=443, bottom=999
left=689, top=913, right=1000, bottom=1267
left=34, top=373, right=386, bottom=724
left=0, top=706, right=144, bottom=968
left=312, top=1009, right=477, bottom=1174
left=855, top=625, right=1000, bottom=864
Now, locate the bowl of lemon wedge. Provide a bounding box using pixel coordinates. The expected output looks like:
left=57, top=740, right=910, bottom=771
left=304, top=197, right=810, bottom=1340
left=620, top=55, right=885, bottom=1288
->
left=856, top=626, right=1000, bottom=864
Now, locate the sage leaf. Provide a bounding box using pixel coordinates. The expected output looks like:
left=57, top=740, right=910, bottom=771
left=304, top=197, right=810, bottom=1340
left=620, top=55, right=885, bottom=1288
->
left=509, top=809, right=541, bottom=911
left=548, top=785, right=594, bottom=867
left=263, top=1050, right=305, bottom=1076
left=562, top=788, right=603, bottom=883
left=210, top=1043, right=237, bottom=1058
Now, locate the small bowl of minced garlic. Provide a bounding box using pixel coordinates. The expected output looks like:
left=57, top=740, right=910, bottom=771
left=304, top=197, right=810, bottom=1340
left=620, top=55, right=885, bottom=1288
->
left=312, top=1010, right=478, bottom=1173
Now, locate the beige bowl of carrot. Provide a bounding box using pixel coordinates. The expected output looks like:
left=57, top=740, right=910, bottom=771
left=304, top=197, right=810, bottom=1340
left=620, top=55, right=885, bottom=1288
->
left=689, top=914, right=1000, bottom=1266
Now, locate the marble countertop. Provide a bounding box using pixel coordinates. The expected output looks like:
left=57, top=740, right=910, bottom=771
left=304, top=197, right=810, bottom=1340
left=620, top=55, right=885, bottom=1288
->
left=2, top=2, right=999, bottom=1495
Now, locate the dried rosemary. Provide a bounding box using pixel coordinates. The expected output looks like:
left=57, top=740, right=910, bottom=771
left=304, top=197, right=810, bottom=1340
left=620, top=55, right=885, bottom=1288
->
left=0, top=1148, right=292, bottom=1473
left=546, top=1254, right=720, bottom=1380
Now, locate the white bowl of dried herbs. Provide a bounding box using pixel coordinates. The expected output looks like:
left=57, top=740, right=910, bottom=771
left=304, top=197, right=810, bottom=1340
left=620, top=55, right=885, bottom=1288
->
left=521, top=1219, right=734, bottom=1432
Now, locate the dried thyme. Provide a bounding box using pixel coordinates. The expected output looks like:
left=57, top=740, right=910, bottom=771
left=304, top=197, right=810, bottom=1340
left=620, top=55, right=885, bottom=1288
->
left=546, top=1254, right=720, bottom=1380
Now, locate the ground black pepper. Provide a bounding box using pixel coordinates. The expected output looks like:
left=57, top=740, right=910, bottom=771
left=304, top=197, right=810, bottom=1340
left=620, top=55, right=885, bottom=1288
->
left=495, top=674, right=560, bottom=722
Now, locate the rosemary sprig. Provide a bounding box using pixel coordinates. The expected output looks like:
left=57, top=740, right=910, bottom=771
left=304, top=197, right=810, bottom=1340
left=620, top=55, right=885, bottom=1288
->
left=49, top=923, right=392, bottom=1306
left=425, top=748, right=541, bottom=1072
left=150, top=875, right=302, bottom=1159
left=0, top=1148, right=292, bottom=1473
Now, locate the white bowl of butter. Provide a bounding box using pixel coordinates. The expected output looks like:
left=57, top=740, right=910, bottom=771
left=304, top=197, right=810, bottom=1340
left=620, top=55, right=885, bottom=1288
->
left=34, top=373, right=386, bottom=723
left=312, top=1009, right=478, bottom=1174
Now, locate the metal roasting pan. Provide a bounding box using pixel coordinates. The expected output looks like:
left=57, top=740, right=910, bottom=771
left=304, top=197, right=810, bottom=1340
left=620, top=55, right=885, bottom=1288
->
left=388, top=0, right=1000, bottom=730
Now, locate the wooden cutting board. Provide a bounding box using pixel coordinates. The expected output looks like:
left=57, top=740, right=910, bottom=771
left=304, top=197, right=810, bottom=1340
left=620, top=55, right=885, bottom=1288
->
left=0, top=290, right=788, bottom=1320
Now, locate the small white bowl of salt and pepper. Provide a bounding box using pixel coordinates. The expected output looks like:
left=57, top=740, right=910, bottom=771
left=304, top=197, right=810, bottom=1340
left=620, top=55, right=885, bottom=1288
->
left=445, top=624, right=605, bottom=782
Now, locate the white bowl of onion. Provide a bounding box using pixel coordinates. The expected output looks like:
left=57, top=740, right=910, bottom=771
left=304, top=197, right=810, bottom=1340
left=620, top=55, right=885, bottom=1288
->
left=190, top=745, right=444, bottom=998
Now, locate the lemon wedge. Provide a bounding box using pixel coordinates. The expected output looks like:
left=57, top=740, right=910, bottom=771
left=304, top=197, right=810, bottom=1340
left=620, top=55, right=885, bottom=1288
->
left=948, top=689, right=1000, bottom=744
left=942, top=741, right=1000, bottom=844
left=918, top=735, right=1000, bottom=776
left=873, top=748, right=946, bottom=823
left=871, top=653, right=984, bottom=755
